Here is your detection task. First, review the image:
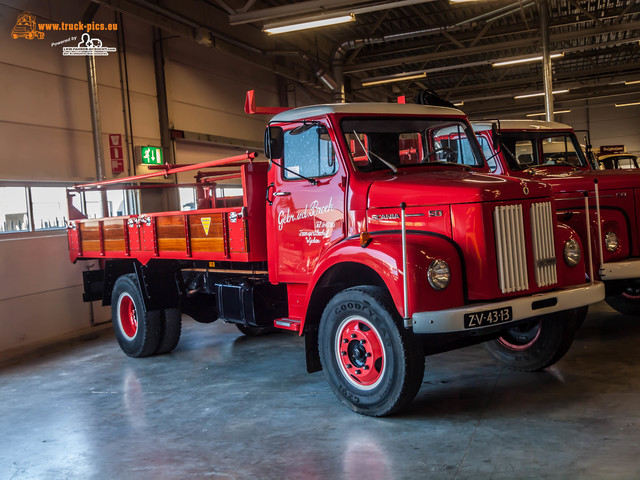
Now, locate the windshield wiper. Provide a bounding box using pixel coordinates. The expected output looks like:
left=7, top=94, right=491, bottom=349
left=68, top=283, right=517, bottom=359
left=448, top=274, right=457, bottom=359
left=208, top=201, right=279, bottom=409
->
left=421, top=161, right=471, bottom=170
left=523, top=165, right=542, bottom=174
left=353, top=130, right=398, bottom=174
left=271, top=159, right=318, bottom=185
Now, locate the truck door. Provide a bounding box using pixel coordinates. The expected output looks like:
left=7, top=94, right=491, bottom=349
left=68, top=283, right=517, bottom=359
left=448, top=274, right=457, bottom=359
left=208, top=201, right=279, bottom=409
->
left=265, top=122, right=346, bottom=284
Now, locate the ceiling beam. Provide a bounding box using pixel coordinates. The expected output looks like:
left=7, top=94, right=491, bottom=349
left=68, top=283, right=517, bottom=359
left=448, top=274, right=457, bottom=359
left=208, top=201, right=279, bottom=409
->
left=228, top=0, right=440, bottom=26
left=444, top=60, right=640, bottom=99
left=229, top=0, right=374, bottom=25
left=344, top=20, right=640, bottom=73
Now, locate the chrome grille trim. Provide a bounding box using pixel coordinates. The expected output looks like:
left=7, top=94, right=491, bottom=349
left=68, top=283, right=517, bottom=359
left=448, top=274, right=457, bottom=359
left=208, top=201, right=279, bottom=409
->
left=494, top=204, right=528, bottom=294
left=531, top=201, right=558, bottom=287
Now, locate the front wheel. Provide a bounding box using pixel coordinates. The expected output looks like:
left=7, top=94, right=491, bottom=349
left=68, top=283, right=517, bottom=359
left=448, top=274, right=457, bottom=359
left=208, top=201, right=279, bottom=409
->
left=605, top=280, right=640, bottom=316
left=482, top=310, right=577, bottom=372
left=318, top=286, right=425, bottom=417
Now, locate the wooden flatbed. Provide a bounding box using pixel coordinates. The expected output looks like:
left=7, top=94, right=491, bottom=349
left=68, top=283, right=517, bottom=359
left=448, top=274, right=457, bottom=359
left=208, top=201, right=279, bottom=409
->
left=67, top=154, right=269, bottom=266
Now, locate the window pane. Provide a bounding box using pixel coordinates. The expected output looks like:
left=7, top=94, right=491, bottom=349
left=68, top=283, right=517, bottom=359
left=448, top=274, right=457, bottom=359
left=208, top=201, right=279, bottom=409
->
left=515, top=141, right=534, bottom=166
left=179, top=187, right=196, bottom=211
left=0, top=187, right=29, bottom=232
left=342, top=118, right=483, bottom=171
left=106, top=189, right=126, bottom=216
left=31, top=187, right=67, bottom=230
left=541, top=136, right=581, bottom=166
left=216, top=187, right=243, bottom=198
left=284, top=126, right=336, bottom=180
left=84, top=190, right=103, bottom=219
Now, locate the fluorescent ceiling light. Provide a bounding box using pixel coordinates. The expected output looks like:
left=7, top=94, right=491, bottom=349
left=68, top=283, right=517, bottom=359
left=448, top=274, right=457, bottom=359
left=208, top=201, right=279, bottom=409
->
left=615, top=101, right=640, bottom=107
left=514, top=89, right=570, bottom=99
left=493, top=53, right=564, bottom=67
left=263, top=14, right=354, bottom=34
left=624, top=80, right=640, bottom=85
left=361, top=71, right=427, bottom=87
left=526, top=110, right=571, bottom=117
left=453, top=101, right=464, bottom=106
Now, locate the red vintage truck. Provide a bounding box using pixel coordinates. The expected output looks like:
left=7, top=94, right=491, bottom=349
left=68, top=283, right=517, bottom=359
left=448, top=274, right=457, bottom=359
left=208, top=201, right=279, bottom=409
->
left=472, top=119, right=640, bottom=316
left=67, top=101, right=604, bottom=416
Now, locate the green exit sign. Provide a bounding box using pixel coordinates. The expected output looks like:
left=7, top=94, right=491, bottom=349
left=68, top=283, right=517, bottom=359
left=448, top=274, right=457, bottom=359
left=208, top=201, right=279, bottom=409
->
left=140, top=146, right=163, bottom=165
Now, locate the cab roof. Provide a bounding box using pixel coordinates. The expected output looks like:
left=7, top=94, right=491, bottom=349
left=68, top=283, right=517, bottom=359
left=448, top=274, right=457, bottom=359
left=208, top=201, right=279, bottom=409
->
left=270, top=103, right=465, bottom=123
left=471, top=119, right=572, bottom=132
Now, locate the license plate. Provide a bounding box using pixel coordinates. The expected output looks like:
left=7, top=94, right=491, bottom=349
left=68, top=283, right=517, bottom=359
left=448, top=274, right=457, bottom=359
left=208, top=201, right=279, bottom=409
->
left=464, top=306, right=513, bottom=329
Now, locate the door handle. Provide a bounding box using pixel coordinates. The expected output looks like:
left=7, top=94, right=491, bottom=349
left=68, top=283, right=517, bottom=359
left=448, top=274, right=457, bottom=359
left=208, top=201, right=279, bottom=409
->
left=266, top=182, right=275, bottom=205
left=273, top=191, right=291, bottom=197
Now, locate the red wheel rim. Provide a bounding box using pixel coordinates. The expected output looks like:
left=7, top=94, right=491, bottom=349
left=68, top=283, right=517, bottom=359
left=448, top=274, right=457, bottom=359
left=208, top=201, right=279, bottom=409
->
left=498, top=320, right=541, bottom=351
left=335, top=316, right=385, bottom=390
left=621, top=292, right=640, bottom=300
left=118, top=293, right=138, bottom=339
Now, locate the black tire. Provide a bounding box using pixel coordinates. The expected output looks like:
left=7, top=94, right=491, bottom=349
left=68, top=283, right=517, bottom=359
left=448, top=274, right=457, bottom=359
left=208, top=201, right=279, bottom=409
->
left=111, top=274, right=162, bottom=357
left=575, top=305, right=589, bottom=329
left=235, top=324, right=275, bottom=336
left=155, top=308, right=182, bottom=354
left=318, top=286, right=425, bottom=417
left=482, top=310, right=577, bottom=372
left=605, top=292, right=640, bottom=316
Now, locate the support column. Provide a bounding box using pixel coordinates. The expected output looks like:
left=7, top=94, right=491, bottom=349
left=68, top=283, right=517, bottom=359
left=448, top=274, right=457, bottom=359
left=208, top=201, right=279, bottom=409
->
left=539, top=0, right=554, bottom=122
left=87, top=53, right=105, bottom=182
left=153, top=28, right=174, bottom=166
left=331, top=59, right=346, bottom=103
left=83, top=2, right=108, bottom=216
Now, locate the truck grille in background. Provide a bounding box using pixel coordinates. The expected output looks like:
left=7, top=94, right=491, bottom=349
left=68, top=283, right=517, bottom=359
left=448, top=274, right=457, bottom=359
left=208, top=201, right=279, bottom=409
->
left=494, top=204, right=529, bottom=293
left=530, top=201, right=558, bottom=288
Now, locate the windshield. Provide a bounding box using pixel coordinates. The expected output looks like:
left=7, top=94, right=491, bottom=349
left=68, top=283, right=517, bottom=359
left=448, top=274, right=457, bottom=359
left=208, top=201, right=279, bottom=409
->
left=341, top=117, right=484, bottom=172
left=599, top=155, right=639, bottom=170
left=501, top=132, right=588, bottom=170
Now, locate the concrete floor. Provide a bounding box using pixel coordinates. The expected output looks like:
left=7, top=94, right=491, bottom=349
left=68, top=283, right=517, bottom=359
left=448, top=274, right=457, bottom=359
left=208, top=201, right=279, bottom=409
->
left=1, top=301, right=640, bottom=479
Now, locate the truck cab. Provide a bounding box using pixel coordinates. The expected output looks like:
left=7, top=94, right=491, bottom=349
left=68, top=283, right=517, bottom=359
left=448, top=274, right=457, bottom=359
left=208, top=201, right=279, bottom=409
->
left=68, top=104, right=604, bottom=416
left=473, top=119, right=640, bottom=316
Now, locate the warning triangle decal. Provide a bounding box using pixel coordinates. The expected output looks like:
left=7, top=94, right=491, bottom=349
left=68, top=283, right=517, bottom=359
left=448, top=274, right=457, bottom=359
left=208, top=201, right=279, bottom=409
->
left=201, top=217, right=211, bottom=236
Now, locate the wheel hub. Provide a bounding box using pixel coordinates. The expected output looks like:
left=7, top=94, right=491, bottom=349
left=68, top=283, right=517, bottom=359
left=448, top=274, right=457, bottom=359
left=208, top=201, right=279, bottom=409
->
left=622, top=280, right=640, bottom=300
left=118, top=294, right=138, bottom=339
left=336, top=317, right=385, bottom=389
left=498, top=319, right=541, bottom=351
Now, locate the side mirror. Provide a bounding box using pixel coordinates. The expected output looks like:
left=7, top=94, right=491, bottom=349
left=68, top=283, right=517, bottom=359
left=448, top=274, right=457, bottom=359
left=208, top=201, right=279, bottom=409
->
left=264, top=126, right=283, bottom=159
left=491, top=123, right=501, bottom=150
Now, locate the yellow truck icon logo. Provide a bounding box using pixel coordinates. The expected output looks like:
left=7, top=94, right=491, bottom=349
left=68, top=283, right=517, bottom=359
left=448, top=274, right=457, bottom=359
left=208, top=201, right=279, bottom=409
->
left=11, top=12, right=44, bottom=40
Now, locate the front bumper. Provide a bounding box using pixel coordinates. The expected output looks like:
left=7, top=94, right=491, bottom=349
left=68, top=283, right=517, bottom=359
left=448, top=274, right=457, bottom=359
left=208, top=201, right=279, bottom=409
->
left=599, top=259, right=640, bottom=280
left=412, top=281, right=605, bottom=334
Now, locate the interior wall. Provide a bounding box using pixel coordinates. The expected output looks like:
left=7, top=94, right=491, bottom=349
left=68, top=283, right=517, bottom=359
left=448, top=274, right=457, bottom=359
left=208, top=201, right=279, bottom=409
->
left=0, top=1, right=279, bottom=358
left=562, top=102, right=640, bottom=156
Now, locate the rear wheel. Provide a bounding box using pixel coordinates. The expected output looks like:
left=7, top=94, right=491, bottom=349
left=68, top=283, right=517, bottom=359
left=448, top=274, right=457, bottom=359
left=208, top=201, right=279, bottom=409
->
left=155, top=308, right=182, bottom=354
left=483, top=310, right=577, bottom=372
left=318, top=286, right=424, bottom=417
left=111, top=274, right=162, bottom=357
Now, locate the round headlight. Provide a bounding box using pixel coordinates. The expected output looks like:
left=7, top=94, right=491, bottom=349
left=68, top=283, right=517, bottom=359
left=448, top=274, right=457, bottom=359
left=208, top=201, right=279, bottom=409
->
left=563, top=238, right=581, bottom=267
left=428, top=259, right=451, bottom=290
left=605, top=231, right=619, bottom=252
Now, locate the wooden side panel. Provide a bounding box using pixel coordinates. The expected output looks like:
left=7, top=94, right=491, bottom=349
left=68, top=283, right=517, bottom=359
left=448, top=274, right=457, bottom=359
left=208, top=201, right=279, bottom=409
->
left=80, top=221, right=100, bottom=252
left=189, top=213, right=225, bottom=253
left=103, top=219, right=126, bottom=252
left=157, top=215, right=187, bottom=252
